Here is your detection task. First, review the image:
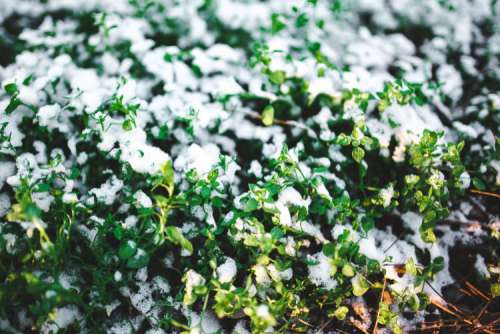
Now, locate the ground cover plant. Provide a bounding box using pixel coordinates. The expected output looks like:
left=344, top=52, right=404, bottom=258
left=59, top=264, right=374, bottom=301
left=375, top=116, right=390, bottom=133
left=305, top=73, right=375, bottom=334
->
left=0, top=0, right=499, bottom=333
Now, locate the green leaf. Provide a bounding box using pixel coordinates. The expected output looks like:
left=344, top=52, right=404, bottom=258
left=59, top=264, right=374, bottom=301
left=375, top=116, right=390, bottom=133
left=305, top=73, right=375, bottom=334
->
left=5, top=98, right=21, bottom=114
left=119, top=240, right=137, bottom=260
left=322, top=242, right=335, bottom=257
left=405, top=257, right=418, bottom=276
left=22, top=74, right=34, bottom=86
left=336, top=133, right=351, bottom=146
left=157, top=161, right=175, bottom=196
left=352, top=147, right=365, bottom=163
left=271, top=13, right=286, bottom=33
left=342, top=263, right=355, bottom=277
left=126, top=248, right=150, bottom=269
left=268, top=70, right=286, bottom=85
left=270, top=226, right=284, bottom=240
left=430, top=256, right=444, bottom=273
left=421, top=228, right=436, bottom=243
left=491, top=283, right=500, bottom=297
left=244, top=197, right=260, bottom=212
left=165, top=226, right=193, bottom=255
left=408, top=294, right=420, bottom=311
left=35, top=183, right=51, bottom=192
left=122, top=119, right=133, bottom=131
left=472, top=177, right=486, bottom=191
left=332, top=306, right=349, bottom=320
left=4, top=83, right=18, bottom=95
left=113, top=226, right=124, bottom=240
left=262, top=105, right=275, bottom=126
left=352, top=275, right=369, bottom=296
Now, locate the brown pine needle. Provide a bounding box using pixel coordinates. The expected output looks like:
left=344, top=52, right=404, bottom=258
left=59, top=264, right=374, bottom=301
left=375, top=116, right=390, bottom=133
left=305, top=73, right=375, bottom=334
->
left=430, top=299, right=496, bottom=334
left=465, top=281, right=491, bottom=302
left=470, top=189, right=500, bottom=199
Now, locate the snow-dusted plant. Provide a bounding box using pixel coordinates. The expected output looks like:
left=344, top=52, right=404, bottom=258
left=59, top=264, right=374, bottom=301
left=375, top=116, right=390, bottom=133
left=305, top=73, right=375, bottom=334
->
left=0, top=0, right=499, bottom=333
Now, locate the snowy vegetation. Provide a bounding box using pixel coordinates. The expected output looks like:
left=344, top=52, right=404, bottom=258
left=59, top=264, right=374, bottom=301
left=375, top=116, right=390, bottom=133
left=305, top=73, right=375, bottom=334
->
left=0, top=0, right=499, bottom=333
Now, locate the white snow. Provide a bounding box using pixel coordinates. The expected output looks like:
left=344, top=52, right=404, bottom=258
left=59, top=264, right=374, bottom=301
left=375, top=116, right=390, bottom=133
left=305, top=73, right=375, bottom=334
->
left=379, top=185, right=394, bottom=208
left=475, top=255, right=490, bottom=278
left=134, top=190, right=153, bottom=208
left=216, top=257, right=237, bottom=283
left=88, top=176, right=123, bottom=205
left=308, top=252, right=337, bottom=289
left=174, top=143, right=220, bottom=175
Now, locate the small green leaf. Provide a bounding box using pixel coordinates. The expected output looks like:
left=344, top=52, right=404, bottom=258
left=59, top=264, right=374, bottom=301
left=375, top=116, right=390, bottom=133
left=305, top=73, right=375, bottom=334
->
left=5, top=98, right=21, bottom=114
left=352, top=274, right=369, bottom=296
left=472, top=177, right=486, bottom=191
left=113, top=226, right=124, bottom=240
left=491, top=283, right=500, bottom=297
left=271, top=13, right=286, bottom=33
left=331, top=306, right=349, bottom=320
left=421, top=228, right=436, bottom=243
left=352, top=147, right=365, bottom=163
left=4, top=83, right=18, bottom=95
left=119, top=240, right=137, bottom=260
left=156, top=161, right=175, bottom=196
left=408, top=294, right=420, bottom=311
left=405, top=257, right=418, bottom=276
left=336, top=133, right=351, bottom=146
left=126, top=248, right=150, bottom=268
left=165, top=226, right=193, bottom=255
left=270, top=226, right=284, bottom=240
left=342, top=263, right=355, bottom=277
left=122, top=119, right=133, bottom=131
left=322, top=242, right=335, bottom=257
left=244, top=197, right=260, bottom=212
left=262, top=105, right=274, bottom=126
left=430, top=256, right=444, bottom=273
left=268, top=70, right=286, bottom=85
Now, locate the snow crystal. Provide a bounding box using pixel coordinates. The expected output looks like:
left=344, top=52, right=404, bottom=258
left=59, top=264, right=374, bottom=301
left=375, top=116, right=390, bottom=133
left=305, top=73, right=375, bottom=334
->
left=88, top=176, right=123, bottom=205
left=232, top=320, right=250, bottom=334
left=152, top=276, right=170, bottom=294
left=99, top=126, right=170, bottom=175
left=62, top=193, right=78, bottom=204
left=174, top=143, right=220, bottom=175
left=184, top=309, right=221, bottom=334
left=0, top=162, right=15, bottom=190
left=216, top=257, right=237, bottom=283
left=308, top=252, right=337, bottom=289
left=32, top=191, right=54, bottom=212
left=475, top=255, right=490, bottom=278
left=18, top=85, right=39, bottom=105
left=114, top=271, right=122, bottom=282
left=379, top=185, right=394, bottom=208
left=134, top=190, right=152, bottom=208
left=279, top=187, right=309, bottom=207
left=37, top=104, right=61, bottom=129
left=297, top=221, right=326, bottom=243
left=130, top=282, right=153, bottom=315
left=253, top=264, right=271, bottom=285
left=0, top=193, right=10, bottom=217
left=42, top=305, right=81, bottom=333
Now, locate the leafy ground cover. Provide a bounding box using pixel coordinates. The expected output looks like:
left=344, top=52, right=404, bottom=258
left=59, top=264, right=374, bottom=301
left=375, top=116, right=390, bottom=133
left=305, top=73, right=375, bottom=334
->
left=0, top=0, right=499, bottom=333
